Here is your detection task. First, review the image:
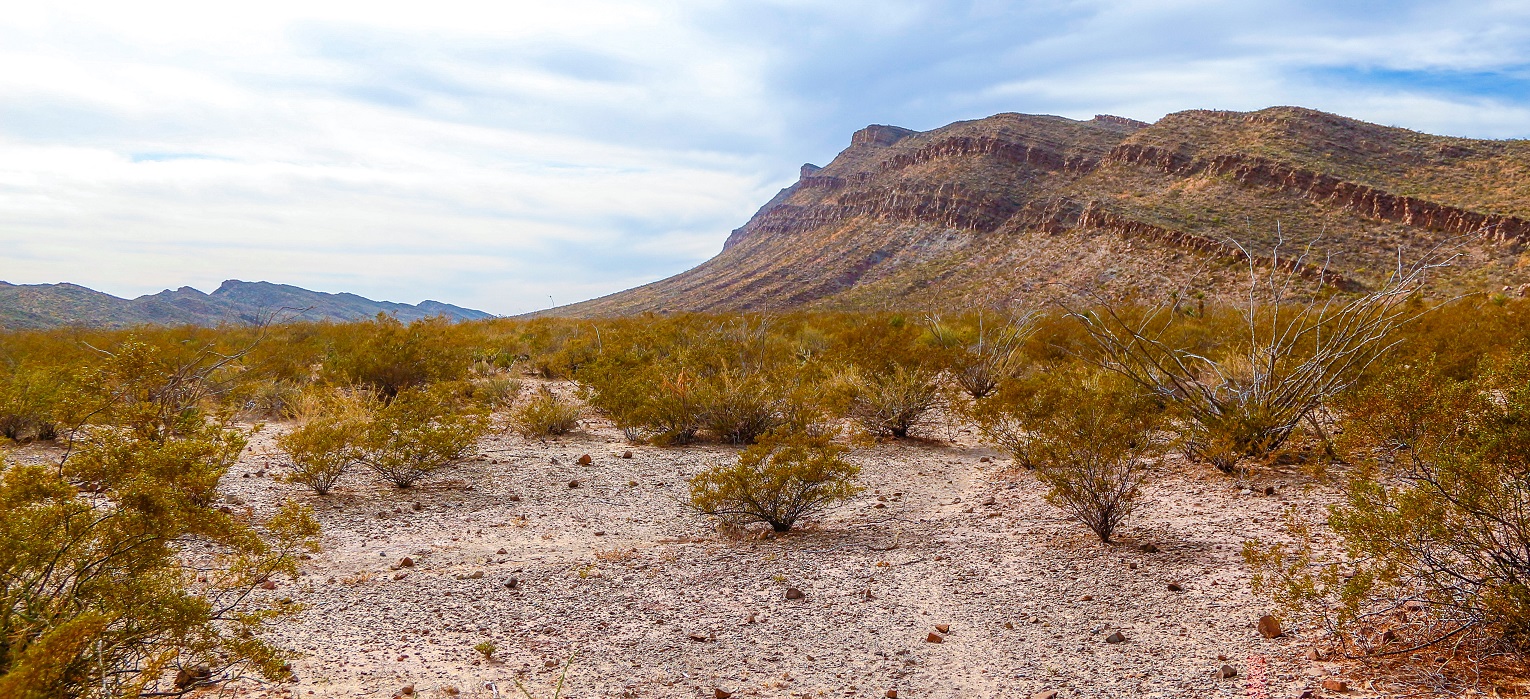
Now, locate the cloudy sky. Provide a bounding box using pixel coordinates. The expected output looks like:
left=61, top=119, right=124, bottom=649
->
left=3, top=1, right=1529, bottom=315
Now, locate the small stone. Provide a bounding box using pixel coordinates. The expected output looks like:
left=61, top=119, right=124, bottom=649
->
left=925, top=632, right=944, bottom=643
left=497, top=548, right=508, bottom=555
left=577, top=454, right=593, bottom=465
left=1321, top=678, right=1349, bottom=692
left=1240, top=489, right=1253, bottom=496
left=259, top=580, right=277, bottom=590
left=1004, top=621, right=1015, bottom=630
left=1380, top=628, right=1398, bottom=643
left=1139, top=543, right=1159, bottom=553
left=507, top=494, right=521, bottom=502
left=885, top=690, right=899, bottom=698
left=688, top=632, right=709, bottom=642
left=594, top=531, right=606, bottom=536
left=1218, top=654, right=1228, bottom=661
left=393, top=571, right=408, bottom=580
left=785, top=587, right=805, bottom=600
left=1127, top=561, right=1138, bottom=570
left=1403, top=600, right=1425, bottom=612
left=1104, top=631, right=1126, bottom=643
left=714, top=689, right=732, bottom=699
left=568, top=480, right=580, bottom=488
left=1080, top=595, right=1093, bottom=601
left=934, top=624, right=950, bottom=633
left=1168, top=583, right=1184, bottom=592
left=504, top=577, right=519, bottom=589
left=1305, top=649, right=1323, bottom=660
left=981, top=496, right=996, bottom=506
left=1257, top=614, right=1283, bottom=638
left=1030, top=691, right=1058, bottom=699
left=622, top=451, right=633, bottom=459
left=173, top=663, right=212, bottom=689
left=400, top=557, right=414, bottom=568
left=411, top=501, right=423, bottom=511
left=1264, top=485, right=1276, bottom=495
left=468, top=570, right=484, bottom=579
left=400, top=686, right=415, bottom=697
left=1215, top=664, right=1237, bottom=680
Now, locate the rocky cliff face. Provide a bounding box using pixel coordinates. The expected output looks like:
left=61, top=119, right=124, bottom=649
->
left=560, top=107, right=1530, bottom=316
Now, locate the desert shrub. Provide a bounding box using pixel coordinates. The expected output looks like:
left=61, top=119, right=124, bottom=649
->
left=237, top=377, right=306, bottom=420
left=275, top=391, right=372, bottom=495
left=689, top=429, right=862, bottom=532
left=1022, top=369, right=1164, bottom=543
left=1246, top=352, right=1530, bottom=656
left=470, top=374, right=522, bottom=410
left=320, top=314, right=474, bottom=400
left=926, top=311, right=1036, bottom=399
left=513, top=386, right=582, bottom=438
left=844, top=364, right=942, bottom=439
left=971, top=364, right=1077, bottom=469
left=358, top=384, right=490, bottom=488
left=0, top=365, right=65, bottom=442
left=0, top=340, right=319, bottom=697
left=1068, top=246, right=1438, bottom=472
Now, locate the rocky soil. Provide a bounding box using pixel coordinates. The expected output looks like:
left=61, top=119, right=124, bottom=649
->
left=164, top=406, right=1369, bottom=699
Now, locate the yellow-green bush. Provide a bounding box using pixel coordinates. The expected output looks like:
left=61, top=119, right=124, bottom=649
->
left=357, top=384, right=490, bottom=488
left=320, top=314, right=474, bottom=400
left=513, top=386, right=582, bottom=438
left=276, top=390, right=372, bottom=495
left=0, top=339, right=319, bottom=697
left=689, top=429, right=862, bottom=532
left=1247, top=351, right=1530, bottom=654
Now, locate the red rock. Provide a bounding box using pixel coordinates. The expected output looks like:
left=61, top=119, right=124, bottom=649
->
left=399, top=557, right=414, bottom=568
left=925, top=632, right=943, bottom=643
left=622, top=451, right=633, bottom=459
left=497, top=548, right=508, bottom=555
left=714, top=690, right=731, bottom=699
left=1104, top=631, right=1126, bottom=643
left=785, top=587, right=805, bottom=600
left=885, top=690, right=898, bottom=698
left=1322, top=678, right=1349, bottom=692
left=1168, top=583, right=1184, bottom=591
left=934, top=624, right=950, bottom=633
left=568, top=480, right=580, bottom=488
left=1257, top=614, right=1283, bottom=638
left=577, top=454, right=593, bottom=465
left=1215, top=664, right=1237, bottom=680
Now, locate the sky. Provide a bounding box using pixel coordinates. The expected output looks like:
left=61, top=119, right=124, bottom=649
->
left=3, top=1, right=1530, bottom=315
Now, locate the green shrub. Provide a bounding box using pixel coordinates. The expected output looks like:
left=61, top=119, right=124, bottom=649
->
left=358, top=384, right=490, bottom=488
left=0, top=340, right=319, bottom=697
left=971, top=365, right=1076, bottom=469
left=0, top=365, right=65, bottom=442
left=926, top=312, right=1035, bottom=399
left=1022, top=368, right=1164, bottom=542
left=321, top=314, right=473, bottom=400
left=1246, top=352, right=1530, bottom=654
left=689, top=430, right=862, bottom=532
left=513, top=387, right=581, bottom=438
left=845, top=365, right=941, bottom=439
left=275, top=391, right=371, bottom=495
left=470, top=374, right=522, bottom=410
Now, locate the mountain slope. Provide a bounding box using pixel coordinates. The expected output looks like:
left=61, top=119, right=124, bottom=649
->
left=0, top=280, right=493, bottom=330
left=559, top=107, right=1530, bottom=316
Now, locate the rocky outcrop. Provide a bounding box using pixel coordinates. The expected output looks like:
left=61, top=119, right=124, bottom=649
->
left=1110, top=144, right=1530, bottom=246
left=737, top=183, right=1019, bottom=239
left=852, top=124, right=917, bottom=147
left=874, top=136, right=1099, bottom=176
left=1002, top=198, right=1357, bottom=289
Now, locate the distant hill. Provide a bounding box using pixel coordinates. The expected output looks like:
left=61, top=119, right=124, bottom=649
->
left=0, top=279, right=494, bottom=330
left=557, top=106, right=1530, bottom=315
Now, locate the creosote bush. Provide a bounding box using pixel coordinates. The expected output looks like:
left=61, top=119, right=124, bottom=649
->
left=358, top=384, right=491, bottom=488
left=1019, top=368, right=1164, bottom=542
left=513, top=386, right=582, bottom=438
left=276, top=390, right=372, bottom=495
left=689, top=429, right=862, bottom=532
left=1246, top=351, right=1530, bottom=656
left=844, top=364, right=941, bottom=439
left=0, top=339, right=319, bottom=697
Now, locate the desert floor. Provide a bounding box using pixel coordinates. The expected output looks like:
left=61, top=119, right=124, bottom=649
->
left=159, top=399, right=1366, bottom=699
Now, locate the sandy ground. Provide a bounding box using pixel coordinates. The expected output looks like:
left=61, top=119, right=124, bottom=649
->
left=174, top=404, right=1365, bottom=699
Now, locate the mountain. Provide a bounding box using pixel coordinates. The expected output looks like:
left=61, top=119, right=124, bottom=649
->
left=559, top=107, right=1530, bottom=315
left=0, top=279, right=494, bottom=330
